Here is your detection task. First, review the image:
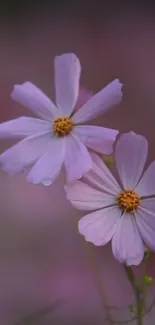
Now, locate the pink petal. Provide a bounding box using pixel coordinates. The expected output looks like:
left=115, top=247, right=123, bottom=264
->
left=0, top=132, right=52, bottom=174
left=27, top=137, right=65, bottom=186
left=55, top=53, right=81, bottom=116
left=78, top=206, right=121, bottom=246
left=135, top=161, right=155, bottom=196
left=112, top=213, right=144, bottom=265
left=73, top=125, right=118, bottom=154
left=72, top=79, right=123, bottom=123
left=64, top=134, right=92, bottom=182
left=0, top=117, right=51, bottom=138
left=90, top=151, right=109, bottom=171
left=115, top=131, right=148, bottom=190
left=65, top=180, right=115, bottom=211
left=135, top=199, right=155, bottom=251
left=83, top=152, right=121, bottom=195
left=11, top=82, right=59, bottom=121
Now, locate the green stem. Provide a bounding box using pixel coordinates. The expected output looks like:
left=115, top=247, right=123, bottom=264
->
left=70, top=210, right=113, bottom=324
left=124, top=264, right=136, bottom=290
left=84, top=242, right=114, bottom=324
left=139, top=258, right=149, bottom=311
left=135, top=285, right=143, bottom=325
left=124, top=265, right=143, bottom=325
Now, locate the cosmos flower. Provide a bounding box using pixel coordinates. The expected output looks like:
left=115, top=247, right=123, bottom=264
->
left=0, top=53, right=122, bottom=185
left=65, top=132, right=155, bottom=265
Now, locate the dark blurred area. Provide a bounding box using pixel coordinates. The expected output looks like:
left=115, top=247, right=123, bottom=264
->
left=0, top=1, right=155, bottom=19
left=1, top=1, right=155, bottom=325
left=0, top=1, right=154, bottom=19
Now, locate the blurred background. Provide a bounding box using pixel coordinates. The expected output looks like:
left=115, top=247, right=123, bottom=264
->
left=1, top=1, right=155, bottom=324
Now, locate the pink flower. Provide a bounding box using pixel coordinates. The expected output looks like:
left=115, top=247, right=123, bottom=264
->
left=0, top=53, right=122, bottom=185
left=65, top=132, right=155, bottom=266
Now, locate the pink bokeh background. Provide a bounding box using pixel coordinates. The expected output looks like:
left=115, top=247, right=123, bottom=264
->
left=1, top=6, right=155, bottom=324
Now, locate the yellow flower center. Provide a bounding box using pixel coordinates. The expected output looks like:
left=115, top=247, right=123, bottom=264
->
left=53, top=116, right=73, bottom=136
left=117, top=190, right=140, bottom=212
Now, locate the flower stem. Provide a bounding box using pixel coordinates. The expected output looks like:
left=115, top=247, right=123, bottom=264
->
left=69, top=211, right=113, bottom=324
left=124, top=265, right=143, bottom=325
left=84, top=242, right=114, bottom=324
left=124, top=264, right=136, bottom=291
left=135, top=286, right=143, bottom=325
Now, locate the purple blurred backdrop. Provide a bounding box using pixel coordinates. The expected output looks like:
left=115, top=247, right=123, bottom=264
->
left=0, top=2, right=155, bottom=324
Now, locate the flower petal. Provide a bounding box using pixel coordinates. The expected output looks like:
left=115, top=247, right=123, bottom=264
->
left=65, top=180, right=115, bottom=211
left=90, top=151, right=109, bottom=170
left=55, top=53, right=81, bottom=116
left=27, top=137, right=65, bottom=186
left=0, top=117, right=51, bottom=138
left=78, top=206, right=121, bottom=246
left=115, top=132, right=148, bottom=189
left=73, top=125, right=118, bottom=154
left=135, top=161, right=155, bottom=196
left=64, top=134, right=92, bottom=182
left=135, top=199, right=155, bottom=251
left=112, top=213, right=144, bottom=265
left=11, top=82, right=59, bottom=121
left=72, top=79, right=123, bottom=123
left=0, top=132, right=52, bottom=174
left=83, top=152, right=121, bottom=195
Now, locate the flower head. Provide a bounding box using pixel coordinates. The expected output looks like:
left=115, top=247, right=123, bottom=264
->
left=0, top=53, right=122, bottom=185
left=65, top=132, right=155, bottom=265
